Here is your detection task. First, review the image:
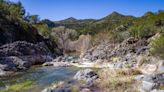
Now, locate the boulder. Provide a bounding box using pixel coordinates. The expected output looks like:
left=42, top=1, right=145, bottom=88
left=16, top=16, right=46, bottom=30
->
left=0, top=41, right=55, bottom=76
left=134, top=75, right=145, bottom=81
left=19, top=55, right=53, bottom=65
left=139, top=81, right=157, bottom=92
left=0, top=56, right=31, bottom=71
left=0, top=41, right=52, bottom=57
left=142, top=74, right=164, bottom=84
left=157, top=60, right=164, bottom=74
left=0, top=56, right=32, bottom=76
left=136, top=74, right=164, bottom=92
left=137, top=56, right=164, bottom=75
left=139, top=64, right=158, bottom=74
left=0, top=69, right=14, bottom=76
left=73, top=69, right=98, bottom=85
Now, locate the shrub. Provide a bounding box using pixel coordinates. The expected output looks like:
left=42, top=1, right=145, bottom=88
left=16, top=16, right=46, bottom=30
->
left=91, top=31, right=124, bottom=46
left=108, top=31, right=124, bottom=43
left=96, top=69, right=140, bottom=92
left=129, top=25, right=155, bottom=39
left=150, top=34, right=164, bottom=59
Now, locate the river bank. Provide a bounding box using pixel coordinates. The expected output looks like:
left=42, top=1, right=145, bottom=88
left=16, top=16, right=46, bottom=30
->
left=0, top=66, right=82, bottom=92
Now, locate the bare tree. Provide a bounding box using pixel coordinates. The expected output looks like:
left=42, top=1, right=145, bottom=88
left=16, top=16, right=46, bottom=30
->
left=51, top=26, right=77, bottom=53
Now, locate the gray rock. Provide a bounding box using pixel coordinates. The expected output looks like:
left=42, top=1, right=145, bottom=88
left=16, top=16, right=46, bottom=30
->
left=67, top=56, right=74, bottom=61
left=157, top=60, right=164, bottom=74
left=0, top=41, right=52, bottom=57
left=19, top=55, right=53, bottom=65
left=0, top=69, right=14, bottom=76
left=42, top=88, right=53, bottom=92
left=137, top=74, right=164, bottom=92
left=0, top=56, right=31, bottom=71
left=134, top=75, right=145, bottom=81
left=42, top=62, right=54, bottom=66
left=150, top=89, right=164, bottom=92
left=73, top=69, right=98, bottom=85
left=81, top=37, right=148, bottom=65
left=139, top=81, right=157, bottom=92
left=142, top=74, right=164, bottom=83
left=114, top=63, right=123, bottom=68
left=0, top=41, right=55, bottom=76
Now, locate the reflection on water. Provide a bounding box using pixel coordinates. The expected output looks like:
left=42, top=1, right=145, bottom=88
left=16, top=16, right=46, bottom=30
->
left=0, top=66, right=81, bottom=92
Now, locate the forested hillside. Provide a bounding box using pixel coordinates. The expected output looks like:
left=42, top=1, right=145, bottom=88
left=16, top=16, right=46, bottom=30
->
left=0, top=0, right=44, bottom=45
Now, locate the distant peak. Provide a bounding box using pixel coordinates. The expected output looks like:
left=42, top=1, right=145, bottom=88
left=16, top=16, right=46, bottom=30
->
left=111, top=11, right=120, bottom=15
left=143, top=11, right=154, bottom=17
left=57, top=17, right=78, bottom=23
left=110, top=11, right=123, bottom=16
left=65, top=17, right=77, bottom=20
left=102, top=11, right=125, bottom=20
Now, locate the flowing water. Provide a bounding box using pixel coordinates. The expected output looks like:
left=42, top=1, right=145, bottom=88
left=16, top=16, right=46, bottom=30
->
left=0, top=66, right=81, bottom=92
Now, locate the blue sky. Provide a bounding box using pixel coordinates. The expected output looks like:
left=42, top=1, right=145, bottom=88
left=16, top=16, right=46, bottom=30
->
left=10, top=0, right=164, bottom=21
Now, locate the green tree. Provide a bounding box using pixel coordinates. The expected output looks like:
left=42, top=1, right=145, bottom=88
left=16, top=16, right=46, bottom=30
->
left=27, top=15, right=40, bottom=23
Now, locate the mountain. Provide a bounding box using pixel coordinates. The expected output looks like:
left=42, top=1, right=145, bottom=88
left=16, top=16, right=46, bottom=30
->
left=102, top=12, right=125, bottom=20
left=55, top=17, right=78, bottom=24
left=55, top=17, right=96, bottom=24
left=95, top=12, right=135, bottom=23
left=54, top=17, right=96, bottom=29
left=51, top=12, right=136, bottom=35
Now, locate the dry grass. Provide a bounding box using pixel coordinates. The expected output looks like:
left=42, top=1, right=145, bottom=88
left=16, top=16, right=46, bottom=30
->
left=50, top=69, right=141, bottom=92
left=94, top=69, right=141, bottom=92
left=159, top=84, right=164, bottom=90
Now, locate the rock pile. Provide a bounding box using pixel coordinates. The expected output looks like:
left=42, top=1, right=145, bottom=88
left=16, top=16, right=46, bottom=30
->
left=81, top=37, right=149, bottom=69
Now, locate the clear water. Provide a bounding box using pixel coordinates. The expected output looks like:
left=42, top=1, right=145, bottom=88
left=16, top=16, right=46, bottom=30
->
left=0, top=66, right=81, bottom=92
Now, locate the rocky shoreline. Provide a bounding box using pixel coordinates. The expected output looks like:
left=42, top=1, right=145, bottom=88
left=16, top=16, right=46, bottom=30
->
left=0, top=33, right=163, bottom=92
left=41, top=34, right=164, bottom=92
left=0, top=41, right=61, bottom=76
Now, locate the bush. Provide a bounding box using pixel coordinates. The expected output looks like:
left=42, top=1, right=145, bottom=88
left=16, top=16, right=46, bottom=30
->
left=129, top=25, right=155, bottom=39
left=109, top=31, right=124, bottom=43
left=91, top=31, right=124, bottom=46
left=150, top=34, right=164, bottom=59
